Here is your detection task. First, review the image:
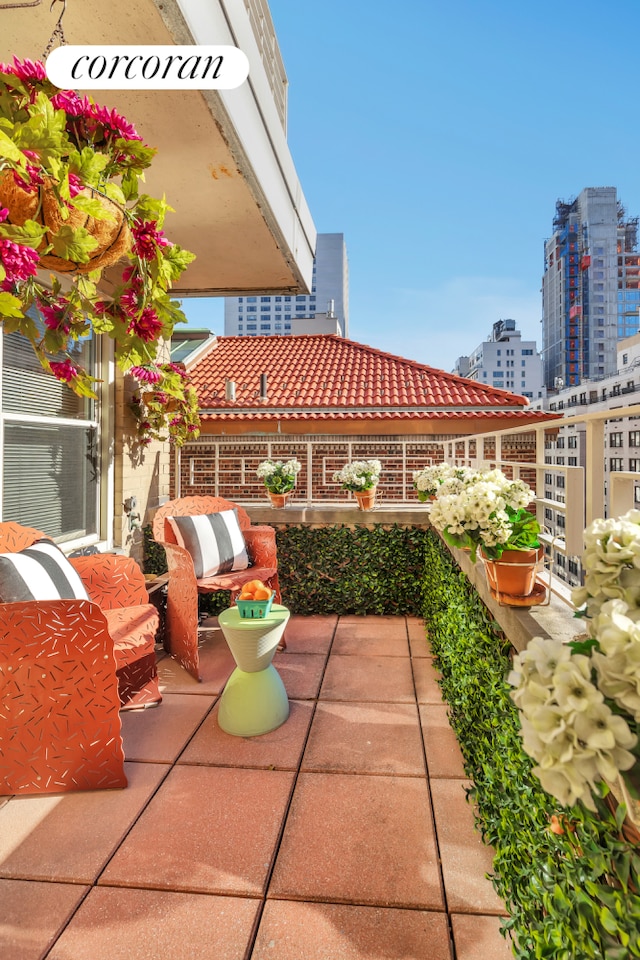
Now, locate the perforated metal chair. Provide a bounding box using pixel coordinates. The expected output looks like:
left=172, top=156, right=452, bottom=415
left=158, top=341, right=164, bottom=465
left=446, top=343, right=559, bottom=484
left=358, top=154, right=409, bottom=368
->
left=152, top=496, right=282, bottom=681
left=0, top=522, right=161, bottom=796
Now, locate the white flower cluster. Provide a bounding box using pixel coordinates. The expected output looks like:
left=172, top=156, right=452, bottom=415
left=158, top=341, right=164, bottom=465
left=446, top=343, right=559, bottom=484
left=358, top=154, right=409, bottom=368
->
left=412, top=462, right=458, bottom=495
left=591, top=599, right=640, bottom=721
left=430, top=479, right=513, bottom=548
left=509, top=637, right=637, bottom=810
left=572, top=510, right=640, bottom=620
left=333, top=459, right=382, bottom=491
left=256, top=458, right=301, bottom=480
left=429, top=470, right=534, bottom=555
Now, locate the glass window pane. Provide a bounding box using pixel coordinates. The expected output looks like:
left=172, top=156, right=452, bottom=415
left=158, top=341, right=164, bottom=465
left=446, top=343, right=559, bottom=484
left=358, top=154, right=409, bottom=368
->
left=3, top=421, right=98, bottom=542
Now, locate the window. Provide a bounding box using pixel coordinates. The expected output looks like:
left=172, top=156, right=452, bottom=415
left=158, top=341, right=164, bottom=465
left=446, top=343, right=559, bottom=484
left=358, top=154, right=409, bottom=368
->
left=521, top=360, right=526, bottom=366
left=556, top=475, right=565, bottom=488
left=557, top=437, right=565, bottom=448
left=568, top=457, right=577, bottom=466
left=630, top=459, right=640, bottom=473
left=556, top=514, right=566, bottom=529
left=246, top=306, right=257, bottom=313
left=260, top=323, right=271, bottom=331
left=260, top=306, right=270, bottom=313
left=260, top=296, right=271, bottom=302
left=522, top=349, right=533, bottom=355
left=246, top=323, right=257, bottom=331
left=556, top=457, right=565, bottom=465
left=2, top=323, right=99, bottom=544
left=630, top=431, right=640, bottom=447
left=496, top=361, right=501, bottom=367
left=569, top=559, right=579, bottom=576
left=623, top=353, right=629, bottom=364
left=610, top=433, right=623, bottom=447
left=247, top=296, right=257, bottom=303
left=568, top=435, right=577, bottom=448
left=295, top=295, right=306, bottom=302
left=610, top=458, right=624, bottom=472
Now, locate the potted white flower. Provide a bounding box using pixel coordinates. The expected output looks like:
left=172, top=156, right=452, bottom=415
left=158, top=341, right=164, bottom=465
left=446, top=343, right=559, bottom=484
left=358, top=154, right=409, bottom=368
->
left=429, top=470, right=542, bottom=600
left=333, top=459, right=382, bottom=511
left=509, top=510, right=640, bottom=833
left=256, top=458, right=301, bottom=508
left=412, top=463, right=455, bottom=501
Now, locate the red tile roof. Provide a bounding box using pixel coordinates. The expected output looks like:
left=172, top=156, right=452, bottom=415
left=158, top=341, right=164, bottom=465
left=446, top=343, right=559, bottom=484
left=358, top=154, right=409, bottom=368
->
left=188, top=334, right=552, bottom=423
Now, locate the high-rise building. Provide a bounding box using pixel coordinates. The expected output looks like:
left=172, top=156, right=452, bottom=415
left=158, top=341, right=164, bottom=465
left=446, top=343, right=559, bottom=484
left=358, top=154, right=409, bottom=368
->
left=541, top=187, right=640, bottom=390
left=224, top=233, right=349, bottom=337
left=452, top=319, right=544, bottom=400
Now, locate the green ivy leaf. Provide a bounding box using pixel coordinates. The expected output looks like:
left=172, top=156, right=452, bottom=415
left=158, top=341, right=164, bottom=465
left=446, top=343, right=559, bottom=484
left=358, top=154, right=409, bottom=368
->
left=0, top=128, right=24, bottom=162
left=0, top=290, right=24, bottom=318
left=49, top=225, right=99, bottom=263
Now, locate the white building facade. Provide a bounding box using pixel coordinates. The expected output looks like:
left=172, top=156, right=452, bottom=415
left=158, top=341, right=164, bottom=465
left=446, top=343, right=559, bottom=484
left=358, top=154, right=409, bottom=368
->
left=224, top=232, right=349, bottom=337
left=453, top=319, right=544, bottom=400
left=531, top=333, right=640, bottom=586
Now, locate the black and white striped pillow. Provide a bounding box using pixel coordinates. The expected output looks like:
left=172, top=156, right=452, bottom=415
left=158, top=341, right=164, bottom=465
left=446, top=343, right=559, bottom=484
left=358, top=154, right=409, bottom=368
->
left=0, top=539, right=90, bottom=602
left=167, top=510, right=249, bottom=579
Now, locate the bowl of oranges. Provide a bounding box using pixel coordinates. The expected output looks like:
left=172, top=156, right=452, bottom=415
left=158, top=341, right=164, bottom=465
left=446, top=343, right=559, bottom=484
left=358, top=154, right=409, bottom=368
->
left=235, top=579, right=276, bottom=619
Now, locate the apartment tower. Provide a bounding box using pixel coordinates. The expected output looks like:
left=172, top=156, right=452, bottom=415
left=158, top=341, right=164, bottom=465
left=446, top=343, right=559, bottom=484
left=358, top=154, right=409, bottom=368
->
left=542, top=187, right=640, bottom=390
left=224, top=233, right=349, bottom=337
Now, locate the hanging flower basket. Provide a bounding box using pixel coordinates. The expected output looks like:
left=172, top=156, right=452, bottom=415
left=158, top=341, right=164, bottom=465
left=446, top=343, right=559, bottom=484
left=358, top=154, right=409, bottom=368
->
left=0, top=57, right=198, bottom=446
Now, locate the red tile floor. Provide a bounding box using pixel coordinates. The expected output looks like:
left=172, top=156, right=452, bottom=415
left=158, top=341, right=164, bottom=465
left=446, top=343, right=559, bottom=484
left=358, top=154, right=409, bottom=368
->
left=0, top=615, right=514, bottom=960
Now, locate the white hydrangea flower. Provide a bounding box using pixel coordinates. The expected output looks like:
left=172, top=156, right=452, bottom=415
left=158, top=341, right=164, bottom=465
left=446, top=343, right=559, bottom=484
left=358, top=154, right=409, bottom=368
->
left=509, top=635, right=638, bottom=809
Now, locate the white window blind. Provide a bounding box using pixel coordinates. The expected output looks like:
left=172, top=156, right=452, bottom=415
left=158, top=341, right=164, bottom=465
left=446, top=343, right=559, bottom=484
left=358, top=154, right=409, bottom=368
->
left=2, top=323, right=100, bottom=542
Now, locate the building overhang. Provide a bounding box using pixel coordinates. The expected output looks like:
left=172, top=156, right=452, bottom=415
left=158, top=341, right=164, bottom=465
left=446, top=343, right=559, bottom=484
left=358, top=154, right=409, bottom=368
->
left=1, top=0, right=316, bottom=297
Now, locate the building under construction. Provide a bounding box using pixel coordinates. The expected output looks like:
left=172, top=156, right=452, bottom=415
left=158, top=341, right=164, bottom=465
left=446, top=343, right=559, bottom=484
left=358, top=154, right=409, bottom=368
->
left=542, top=187, right=640, bottom=389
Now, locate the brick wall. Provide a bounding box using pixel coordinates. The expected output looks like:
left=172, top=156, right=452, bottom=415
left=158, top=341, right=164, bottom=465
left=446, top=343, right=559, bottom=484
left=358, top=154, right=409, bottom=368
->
left=171, top=434, right=448, bottom=503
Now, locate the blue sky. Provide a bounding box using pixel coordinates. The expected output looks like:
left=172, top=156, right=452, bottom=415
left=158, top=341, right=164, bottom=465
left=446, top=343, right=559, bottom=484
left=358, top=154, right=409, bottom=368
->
left=182, top=0, right=640, bottom=372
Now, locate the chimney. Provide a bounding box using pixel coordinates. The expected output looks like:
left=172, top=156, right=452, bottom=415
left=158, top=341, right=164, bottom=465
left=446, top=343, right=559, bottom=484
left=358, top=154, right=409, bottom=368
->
left=327, top=299, right=335, bottom=318
left=225, top=380, right=236, bottom=401
left=260, top=373, right=268, bottom=401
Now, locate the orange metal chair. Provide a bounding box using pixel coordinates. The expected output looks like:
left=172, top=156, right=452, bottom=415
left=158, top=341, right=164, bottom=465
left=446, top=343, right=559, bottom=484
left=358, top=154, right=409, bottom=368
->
left=152, top=496, right=282, bottom=681
left=0, top=522, right=161, bottom=796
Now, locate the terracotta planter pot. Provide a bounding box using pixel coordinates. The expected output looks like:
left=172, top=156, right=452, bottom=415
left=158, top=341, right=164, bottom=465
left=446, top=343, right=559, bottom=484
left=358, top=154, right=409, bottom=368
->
left=0, top=173, right=131, bottom=275
left=482, top=547, right=542, bottom=599
left=354, top=487, right=376, bottom=511
left=267, top=491, right=291, bottom=508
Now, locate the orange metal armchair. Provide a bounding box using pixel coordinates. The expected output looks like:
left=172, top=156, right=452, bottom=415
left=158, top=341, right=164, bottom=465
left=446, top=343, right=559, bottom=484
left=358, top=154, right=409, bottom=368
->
left=0, top=522, right=160, bottom=796
left=152, top=496, right=282, bottom=681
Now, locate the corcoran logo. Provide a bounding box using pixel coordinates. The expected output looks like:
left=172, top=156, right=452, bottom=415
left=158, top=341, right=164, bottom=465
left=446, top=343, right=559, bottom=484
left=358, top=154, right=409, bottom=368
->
left=46, top=45, right=249, bottom=90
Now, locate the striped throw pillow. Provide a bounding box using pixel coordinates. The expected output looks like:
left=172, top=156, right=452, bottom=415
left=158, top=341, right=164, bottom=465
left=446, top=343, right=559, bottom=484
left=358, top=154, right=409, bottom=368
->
left=167, top=510, right=249, bottom=579
left=0, top=539, right=90, bottom=602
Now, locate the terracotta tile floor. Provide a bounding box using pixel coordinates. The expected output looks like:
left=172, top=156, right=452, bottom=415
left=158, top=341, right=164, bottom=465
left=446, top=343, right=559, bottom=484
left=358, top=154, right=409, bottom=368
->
left=0, top=615, right=513, bottom=960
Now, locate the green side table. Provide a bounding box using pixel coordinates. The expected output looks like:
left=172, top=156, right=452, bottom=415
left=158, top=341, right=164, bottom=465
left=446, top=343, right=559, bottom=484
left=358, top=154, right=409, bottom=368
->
left=217, top=603, right=290, bottom=736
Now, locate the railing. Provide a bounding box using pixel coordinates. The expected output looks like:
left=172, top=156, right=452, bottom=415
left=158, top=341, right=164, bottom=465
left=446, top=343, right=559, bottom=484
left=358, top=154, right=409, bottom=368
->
left=242, top=0, right=288, bottom=132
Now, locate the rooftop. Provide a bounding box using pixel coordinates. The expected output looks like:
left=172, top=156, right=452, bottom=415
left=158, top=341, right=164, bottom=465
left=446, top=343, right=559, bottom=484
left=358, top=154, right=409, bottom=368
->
left=190, top=334, right=554, bottom=427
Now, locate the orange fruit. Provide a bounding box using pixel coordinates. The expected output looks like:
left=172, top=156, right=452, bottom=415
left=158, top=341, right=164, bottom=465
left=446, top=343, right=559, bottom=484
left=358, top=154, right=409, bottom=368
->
left=254, top=586, right=272, bottom=601
left=244, top=579, right=266, bottom=593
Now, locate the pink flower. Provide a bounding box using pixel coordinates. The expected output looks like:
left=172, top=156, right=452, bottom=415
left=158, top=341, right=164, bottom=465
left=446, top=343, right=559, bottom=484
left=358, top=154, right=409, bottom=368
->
left=169, top=416, right=184, bottom=426
left=0, top=208, right=8, bottom=224
left=132, top=220, right=170, bottom=260
left=130, top=365, right=162, bottom=385
left=51, top=90, right=84, bottom=114
left=50, top=360, right=78, bottom=383
left=68, top=173, right=83, bottom=199
left=166, top=362, right=188, bottom=378
left=128, top=306, right=162, bottom=342
left=120, top=285, right=141, bottom=316
left=187, top=424, right=198, bottom=433
left=38, top=298, right=72, bottom=334
left=12, top=163, right=42, bottom=193
left=1, top=58, right=47, bottom=82
left=0, top=240, right=39, bottom=281
left=88, top=103, right=142, bottom=142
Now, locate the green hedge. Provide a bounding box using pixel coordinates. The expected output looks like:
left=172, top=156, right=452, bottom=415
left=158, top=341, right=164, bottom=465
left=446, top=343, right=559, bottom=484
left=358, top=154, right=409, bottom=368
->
left=421, top=529, right=640, bottom=959
left=144, top=523, right=429, bottom=616
left=275, top=524, right=429, bottom=615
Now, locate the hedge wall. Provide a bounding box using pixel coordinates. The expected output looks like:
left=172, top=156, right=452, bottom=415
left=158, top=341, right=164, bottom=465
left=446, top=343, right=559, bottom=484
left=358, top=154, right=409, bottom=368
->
left=421, top=529, right=640, bottom=959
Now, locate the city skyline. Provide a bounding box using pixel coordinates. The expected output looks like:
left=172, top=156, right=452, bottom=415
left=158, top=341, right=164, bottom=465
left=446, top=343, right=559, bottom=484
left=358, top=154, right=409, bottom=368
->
left=182, top=0, right=640, bottom=374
